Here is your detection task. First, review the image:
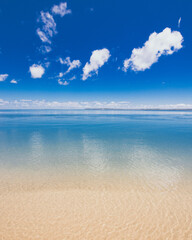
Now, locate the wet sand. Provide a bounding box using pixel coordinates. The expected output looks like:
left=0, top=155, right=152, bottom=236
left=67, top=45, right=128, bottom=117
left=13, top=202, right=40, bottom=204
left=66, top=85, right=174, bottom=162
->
left=0, top=168, right=192, bottom=240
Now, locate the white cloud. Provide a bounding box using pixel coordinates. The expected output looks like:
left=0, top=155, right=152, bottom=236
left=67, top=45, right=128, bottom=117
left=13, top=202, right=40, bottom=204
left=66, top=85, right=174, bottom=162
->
left=59, top=57, right=81, bottom=73
left=123, top=28, right=183, bottom=72
left=69, top=75, right=76, bottom=81
left=29, top=64, right=45, bottom=79
left=59, top=58, right=65, bottom=64
left=10, top=79, right=17, bottom=84
left=40, top=11, right=57, bottom=37
left=58, top=72, right=64, bottom=78
left=44, top=62, right=50, bottom=68
left=36, top=29, right=51, bottom=44
left=0, top=99, right=131, bottom=109
left=58, top=79, right=69, bottom=85
left=41, top=46, right=52, bottom=53
left=178, top=17, right=181, bottom=28
left=52, top=2, right=71, bottom=17
left=57, top=74, right=76, bottom=85
left=82, top=48, right=111, bottom=80
left=0, top=74, right=9, bottom=82
left=1, top=99, right=192, bottom=110
left=36, top=3, right=71, bottom=53
left=37, top=11, right=57, bottom=45
left=0, top=99, right=9, bottom=106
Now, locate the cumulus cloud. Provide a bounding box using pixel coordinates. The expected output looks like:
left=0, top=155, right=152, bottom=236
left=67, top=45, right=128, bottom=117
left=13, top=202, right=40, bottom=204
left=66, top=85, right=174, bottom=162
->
left=82, top=48, right=111, bottom=80
left=59, top=57, right=81, bottom=73
left=0, top=74, right=8, bottom=82
left=123, top=28, right=183, bottom=72
left=29, top=64, right=45, bottom=79
left=10, top=79, right=17, bottom=84
left=52, top=2, right=71, bottom=17
left=178, top=17, right=181, bottom=28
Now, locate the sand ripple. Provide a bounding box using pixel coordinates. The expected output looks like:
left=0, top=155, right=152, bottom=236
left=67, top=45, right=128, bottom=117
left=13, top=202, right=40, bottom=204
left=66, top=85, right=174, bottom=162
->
left=0, top=170, right=192, bottom=240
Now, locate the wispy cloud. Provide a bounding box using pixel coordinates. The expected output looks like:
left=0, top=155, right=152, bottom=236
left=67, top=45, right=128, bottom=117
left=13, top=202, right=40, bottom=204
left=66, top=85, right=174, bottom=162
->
left=0, top=74, right=9, bottom=82
left=36, top=28, right=51, bottom=44
left=59, top=57, right=81, bottom=74
left=82, top=48, right=111, bottom=80
left=36, top=2, right=71, bottom=52
left=123, top=28, right=183, bottom=72
left=37, top=11, right=57, bottom=44
left=58, top=79, right=69, bottom=85
left=52, top=2, right=71, bottom=17
left=178, top=17, right=181, bottom=28
left=69, top=75, right=76, bottom=81
left=57, top=73, right=76, bottom=86
left=29, top=64, right=45, bottom=78
left=39, top=45, right=52, bottom=54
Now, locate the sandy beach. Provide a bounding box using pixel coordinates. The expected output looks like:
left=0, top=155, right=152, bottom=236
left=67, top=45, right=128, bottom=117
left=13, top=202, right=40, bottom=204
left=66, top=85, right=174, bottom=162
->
left=0, top=168, right=192, bottom=240
left=0, top=0, right=191, bottom=235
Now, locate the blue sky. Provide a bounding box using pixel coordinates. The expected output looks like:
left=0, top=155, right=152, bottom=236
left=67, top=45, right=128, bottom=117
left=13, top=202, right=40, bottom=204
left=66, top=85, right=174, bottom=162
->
left=0, top=0, right=191, bottom=109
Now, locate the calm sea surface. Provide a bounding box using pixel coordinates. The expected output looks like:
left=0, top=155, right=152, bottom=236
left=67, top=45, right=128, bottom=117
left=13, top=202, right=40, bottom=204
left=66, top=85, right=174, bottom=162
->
left=0, top=109, right=192, bottom=183
left=1, top=110, right=192, bottom=239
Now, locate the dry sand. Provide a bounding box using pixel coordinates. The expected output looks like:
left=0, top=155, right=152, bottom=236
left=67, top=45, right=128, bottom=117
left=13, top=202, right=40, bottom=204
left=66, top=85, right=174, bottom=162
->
left=0, top=168, right=192, bottom=240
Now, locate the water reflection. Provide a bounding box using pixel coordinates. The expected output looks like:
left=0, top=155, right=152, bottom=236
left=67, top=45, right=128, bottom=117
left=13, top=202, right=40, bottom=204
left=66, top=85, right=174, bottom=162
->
left=30, top=132, right=44, bottom=167
left=127, top=144, right=184, bottom=187
left=82, top=135, right=108, bottom=174
left=0, top=111, right=191, bottom=185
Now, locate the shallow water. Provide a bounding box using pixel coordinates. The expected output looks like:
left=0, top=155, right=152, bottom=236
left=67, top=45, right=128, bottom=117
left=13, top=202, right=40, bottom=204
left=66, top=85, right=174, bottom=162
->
left=0, top=110, right=192, bottom=239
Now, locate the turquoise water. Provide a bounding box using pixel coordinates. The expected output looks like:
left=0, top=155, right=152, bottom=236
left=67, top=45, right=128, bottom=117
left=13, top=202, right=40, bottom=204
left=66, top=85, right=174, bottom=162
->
left=0, top=110, right=192, bottom=182
left=1, top=110, right=192, bottom=240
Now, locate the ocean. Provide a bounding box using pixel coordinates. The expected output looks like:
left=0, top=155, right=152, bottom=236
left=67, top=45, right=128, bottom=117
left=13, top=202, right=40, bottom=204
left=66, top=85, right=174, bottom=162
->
left=0, top=110, right=192, bottom=239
